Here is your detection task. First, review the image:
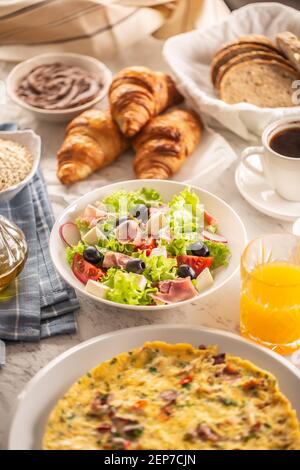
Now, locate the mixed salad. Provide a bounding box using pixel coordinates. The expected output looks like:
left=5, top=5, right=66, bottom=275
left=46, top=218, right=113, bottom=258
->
left=60, top=187, right=231, bottom=306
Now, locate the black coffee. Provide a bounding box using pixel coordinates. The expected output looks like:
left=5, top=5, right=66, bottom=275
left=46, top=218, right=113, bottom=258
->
left=270, top=127, right=300, bottom=159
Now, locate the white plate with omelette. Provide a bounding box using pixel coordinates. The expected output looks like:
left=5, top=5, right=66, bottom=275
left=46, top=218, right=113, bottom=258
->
left=9, top=325, right=300, bottom=450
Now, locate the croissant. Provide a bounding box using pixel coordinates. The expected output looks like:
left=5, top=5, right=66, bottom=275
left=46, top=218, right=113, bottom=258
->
left=57, top=109, right=129, bottom=185
left=133, top=109, right=203, bottom=180
left=109, top=66, right=183, bottom=138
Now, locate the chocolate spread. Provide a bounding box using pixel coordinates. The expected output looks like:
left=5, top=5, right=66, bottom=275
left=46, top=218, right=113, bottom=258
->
left=16, top=63, right=102, bottom=110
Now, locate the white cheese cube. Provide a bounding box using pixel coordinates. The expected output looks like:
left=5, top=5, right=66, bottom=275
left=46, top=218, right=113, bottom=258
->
left=82, top=226, right=107, bottom=245
left=196, top=268, right=214, bottom=292
left=85, top=280, right=110, bottom=299
left=150, top=247, right=168, bottom=258
left=133, top=274, right=148, bottom=290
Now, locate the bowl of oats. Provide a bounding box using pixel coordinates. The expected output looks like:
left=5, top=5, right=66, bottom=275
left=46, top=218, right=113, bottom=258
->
left=0, top=129, right=41, bottom=203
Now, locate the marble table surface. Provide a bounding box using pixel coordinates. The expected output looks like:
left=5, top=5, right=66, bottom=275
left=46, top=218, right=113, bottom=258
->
left=0, top=31, right=294, bottom=449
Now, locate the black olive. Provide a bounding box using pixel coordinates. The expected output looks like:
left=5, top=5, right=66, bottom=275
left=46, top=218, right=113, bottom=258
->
left=130, top=204, right=148, bottom=223
left=188, top=241, right=210, bottom=257
left=178, top=264, right=196, bottom=280
left=83, top=246, right=103, bottom=265
left=126, top=259, right=146, bottom=275
left=116, top=216, right=130, bottom=227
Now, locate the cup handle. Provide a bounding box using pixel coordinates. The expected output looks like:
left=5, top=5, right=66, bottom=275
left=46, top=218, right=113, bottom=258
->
left=241, top=146, right=265, bottom=177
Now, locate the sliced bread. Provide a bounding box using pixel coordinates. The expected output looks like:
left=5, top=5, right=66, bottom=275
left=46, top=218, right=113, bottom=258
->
left=276, top=31, right=300, bottom=73
left=215, top=50, right=293, bottom=89
left=211, top=43, right=277, bottom=85
left=219, top=59, right=299, bottom=108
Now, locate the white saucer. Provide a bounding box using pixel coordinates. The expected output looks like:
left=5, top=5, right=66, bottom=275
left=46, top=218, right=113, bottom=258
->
left=235, top=157, right=300, bottom=222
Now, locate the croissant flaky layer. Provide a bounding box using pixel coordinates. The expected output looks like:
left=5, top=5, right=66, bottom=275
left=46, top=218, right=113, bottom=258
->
left=109, top=66, right=183, bottom=138
left=57, top=109, right=129, bottom=185
left=133, top=109, right=203, bottom=180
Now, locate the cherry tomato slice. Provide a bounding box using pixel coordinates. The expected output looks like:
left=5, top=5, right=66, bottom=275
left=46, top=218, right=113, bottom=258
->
left=136, top=238, right=157, bottom=254
left=72, top=253, right=104, bottom=285
left=204, top=210, right=217, bottom=227
left=177, top=255, right=213, bottom=277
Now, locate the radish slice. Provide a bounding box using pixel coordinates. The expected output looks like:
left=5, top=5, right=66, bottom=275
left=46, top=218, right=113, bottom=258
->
left=59, top=222, right=81, bottom=247
left=203, top=230, right=228, bottom=244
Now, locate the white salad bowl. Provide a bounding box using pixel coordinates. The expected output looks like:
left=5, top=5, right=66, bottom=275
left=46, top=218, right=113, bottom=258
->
left=50, top=180, right=247, bottom=311
left=0, top=129, right=41, bottom=203
left=7, top=52, right=112, bottom=122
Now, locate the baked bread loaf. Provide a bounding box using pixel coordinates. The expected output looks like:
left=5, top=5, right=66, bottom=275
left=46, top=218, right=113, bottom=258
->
left=212, top=44, right=282, bottom=86
left=215, top=50, right=294, bottom=89
left=219, top=59, right=299, bottom=107
left=277, top=31, right=300, bottom=73
left=133, top=109, right=202, bottom=180
left=109, top=66, right=183, bottom=138
left=57, top=109, right=129, bottom=185
left=211, top=34, right=282, bottom=85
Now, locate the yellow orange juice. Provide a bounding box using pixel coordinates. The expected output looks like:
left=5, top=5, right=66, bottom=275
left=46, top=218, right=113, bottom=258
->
left=241, top=261, right=300, bottom=355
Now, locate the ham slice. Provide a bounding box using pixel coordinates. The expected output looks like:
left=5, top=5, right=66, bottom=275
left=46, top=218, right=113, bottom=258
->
left=103, top=251, right=134, bottom=269
left=152, top=278, right=198, bottom=304
left=197, top=424, right=219, bottom=442
left=116, top=220, right=142, bottom=246
left=82, top=205, right=108, bottom=227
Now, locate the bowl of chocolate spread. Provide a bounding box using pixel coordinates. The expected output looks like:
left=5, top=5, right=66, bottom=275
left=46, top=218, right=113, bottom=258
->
left=7, top=53, right=112, bottom=122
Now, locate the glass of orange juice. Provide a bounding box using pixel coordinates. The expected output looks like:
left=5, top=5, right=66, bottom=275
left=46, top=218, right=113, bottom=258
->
left=240, top=234, right=300, bottom=355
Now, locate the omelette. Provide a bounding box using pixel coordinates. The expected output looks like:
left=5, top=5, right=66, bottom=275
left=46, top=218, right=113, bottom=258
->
left=43, top=342, right=300, bottom=450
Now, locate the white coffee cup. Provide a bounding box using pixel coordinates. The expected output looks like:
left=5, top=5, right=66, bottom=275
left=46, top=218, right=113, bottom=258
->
left=241, top=118, right=300, bottom=202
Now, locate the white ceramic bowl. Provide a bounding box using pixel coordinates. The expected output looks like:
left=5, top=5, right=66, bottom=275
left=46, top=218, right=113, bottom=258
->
left=7, top=53, right=112, bottom=122
left=49, top=179, right=247, bottom=311
left=8, top=324, right=300, bottom=449
left=0, top=129, right=41, bottom=203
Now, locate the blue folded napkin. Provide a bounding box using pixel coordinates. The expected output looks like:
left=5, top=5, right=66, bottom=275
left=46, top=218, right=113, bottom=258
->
left=0, top=124, right=80, bottom=366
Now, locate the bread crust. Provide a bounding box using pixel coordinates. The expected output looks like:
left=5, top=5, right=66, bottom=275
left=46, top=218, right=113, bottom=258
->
left=109, top=66, right=183, bottom=138
left=133, top=109, right=202, bottom=180
left=222, top=34, right=278, bottom=51
left=57, top=109, right=129, bottom=185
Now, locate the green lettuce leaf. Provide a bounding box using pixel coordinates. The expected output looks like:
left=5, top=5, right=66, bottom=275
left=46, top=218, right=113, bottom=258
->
left=204, top=241, right=231, bottom=270
left=103, top=187, right=162, bottom=214
left=162, top=238, right=190, bottom=257
left=97, top=217, right=117, bottom=239
left=75, top=218, right=90, bottom=235
left=168, top=188, right=204, bottom=239
left=138, top=253, right=178, bottom=282
left=161, top=238, right=231, bottom=270
left=103, top=269, right=157, bottom=305
left=206, top=224, right=218, bottom=234
left=96, top=238, right=135, bottom=256
left=138, top=187, right=162, bottom=206
left=102, top=267, right=119, bottom=288
left=66, top=241, right=85, bottom=265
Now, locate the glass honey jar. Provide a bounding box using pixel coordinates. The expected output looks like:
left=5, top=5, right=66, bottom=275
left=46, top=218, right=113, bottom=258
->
left=0, top=215, right=27, bottom=291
